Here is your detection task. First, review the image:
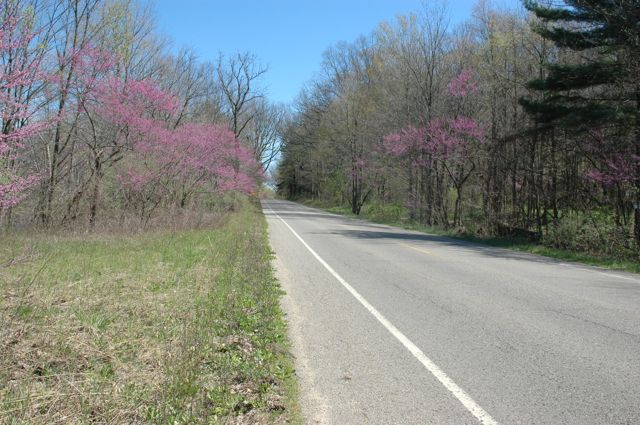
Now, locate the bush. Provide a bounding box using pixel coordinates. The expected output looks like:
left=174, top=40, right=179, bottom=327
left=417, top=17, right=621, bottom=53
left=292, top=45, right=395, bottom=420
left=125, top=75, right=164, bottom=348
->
left=542, top=211, right=636, bottom=258
left=362, top=202, right=405, bottom=222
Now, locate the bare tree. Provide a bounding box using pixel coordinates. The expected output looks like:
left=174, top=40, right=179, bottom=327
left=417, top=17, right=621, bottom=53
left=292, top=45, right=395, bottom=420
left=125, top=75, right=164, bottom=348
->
left=40, top=0, right=102, bottom=224
left=244, top=100, right=288, bottom=171
left=216, top=52, right=267, bottom=139
left=154, top=48, right=209, bottom=128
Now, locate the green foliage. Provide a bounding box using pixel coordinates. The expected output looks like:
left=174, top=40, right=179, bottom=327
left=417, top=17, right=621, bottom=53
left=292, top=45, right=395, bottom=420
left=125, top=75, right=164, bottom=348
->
left=522, top=0, right=640, bottom=129
left=527, top=62, right=622, bottom=92
left=542, top=211, right=636, bottom=258
left=362, top=202, right=405, bottom=222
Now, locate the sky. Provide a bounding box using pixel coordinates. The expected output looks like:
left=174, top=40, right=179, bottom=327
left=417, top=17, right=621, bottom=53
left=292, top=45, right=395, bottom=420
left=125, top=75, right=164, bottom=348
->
left=154, top=0, right=520, bottom=105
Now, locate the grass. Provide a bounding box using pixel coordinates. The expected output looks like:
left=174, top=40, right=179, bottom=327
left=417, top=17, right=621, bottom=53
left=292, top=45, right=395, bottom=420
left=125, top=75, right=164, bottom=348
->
left=303, top=200, right=640, bottom=275
left=0, top=202, right=300, bottom=424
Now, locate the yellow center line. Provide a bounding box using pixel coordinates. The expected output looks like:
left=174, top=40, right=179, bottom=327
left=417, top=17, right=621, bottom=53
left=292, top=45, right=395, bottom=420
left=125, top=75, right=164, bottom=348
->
left=399, top=242, right=447, bottom=259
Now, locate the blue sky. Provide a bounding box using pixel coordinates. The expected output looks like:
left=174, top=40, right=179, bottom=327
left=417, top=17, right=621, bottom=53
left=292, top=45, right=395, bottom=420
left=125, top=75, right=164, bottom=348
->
left=154, top=0, right=521, bottom=105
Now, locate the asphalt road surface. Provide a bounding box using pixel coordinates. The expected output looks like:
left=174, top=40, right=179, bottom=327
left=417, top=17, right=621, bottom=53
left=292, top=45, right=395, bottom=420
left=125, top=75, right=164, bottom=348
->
left=263, top=199, right=640, bottom=425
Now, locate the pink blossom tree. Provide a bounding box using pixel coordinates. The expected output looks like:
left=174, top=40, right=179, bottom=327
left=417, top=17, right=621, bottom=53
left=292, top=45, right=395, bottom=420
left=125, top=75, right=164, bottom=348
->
left=120, top=121, right=259, bottom=215
left=582, top=128, right=640, bottom=232
left=383, top=126, right=427, bottom=217
left=584, top=154, right=640, bottom=187
left=78, top=75, right=180, bottom=224
left=383, top=70, right=484, bottom=226
left=92, top=76, right=260, bottom=222
left=0, top=3, right=51, bottom=216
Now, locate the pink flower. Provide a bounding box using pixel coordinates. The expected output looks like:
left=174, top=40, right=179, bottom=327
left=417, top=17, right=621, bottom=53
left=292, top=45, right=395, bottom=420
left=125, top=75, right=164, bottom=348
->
left=0, top=4, right=51, bottom=209
left=584, top=154, right=640, bottom=186
left=448, top=70, right=478, bottom=98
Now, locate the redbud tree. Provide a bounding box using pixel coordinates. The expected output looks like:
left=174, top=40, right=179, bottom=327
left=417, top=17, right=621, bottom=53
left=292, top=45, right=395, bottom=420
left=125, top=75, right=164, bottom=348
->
left=383, top=70, right=485, bottom=226
left=0, top=3, right=50, bottom=212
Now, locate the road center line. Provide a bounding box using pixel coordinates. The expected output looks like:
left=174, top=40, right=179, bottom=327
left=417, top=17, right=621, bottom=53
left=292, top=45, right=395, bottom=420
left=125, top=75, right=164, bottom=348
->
left=399, top=242, right=449, bottom=260
left=268, top=205, right=499, bottom=425
left=399, top=242, right=433, bottom=255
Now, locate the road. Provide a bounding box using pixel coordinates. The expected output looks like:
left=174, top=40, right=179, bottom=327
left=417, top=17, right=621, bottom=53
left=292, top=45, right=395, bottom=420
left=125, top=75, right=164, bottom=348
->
left=263, top=199, right=640, bottom=425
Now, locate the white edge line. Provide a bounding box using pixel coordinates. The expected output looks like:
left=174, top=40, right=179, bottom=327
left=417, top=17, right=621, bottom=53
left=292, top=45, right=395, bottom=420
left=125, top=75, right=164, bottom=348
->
left=596, top=271, right=635, bottom=281
left=267, top=204, right=499, bottom=425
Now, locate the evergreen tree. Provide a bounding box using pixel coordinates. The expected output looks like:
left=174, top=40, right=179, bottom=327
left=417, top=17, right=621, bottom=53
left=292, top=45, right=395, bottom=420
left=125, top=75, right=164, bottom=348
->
left=522, top=0, right=640, bottom=246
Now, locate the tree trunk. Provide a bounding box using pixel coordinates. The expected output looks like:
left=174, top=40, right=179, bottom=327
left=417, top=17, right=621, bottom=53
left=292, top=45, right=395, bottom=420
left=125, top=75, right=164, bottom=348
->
left=89, top=157, right=102, bottom=227
left=634, top=143, right=640, bottom=247
left=454, top=186, right=462, bottom=227
left=634, top=85, right=640, bottom=246
left=633, top=193, right=640, bottom=246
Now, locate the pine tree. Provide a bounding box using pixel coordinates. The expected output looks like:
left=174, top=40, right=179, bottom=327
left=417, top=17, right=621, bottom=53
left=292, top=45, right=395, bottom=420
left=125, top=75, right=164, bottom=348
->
left=521, top=0, right=640, bottom=246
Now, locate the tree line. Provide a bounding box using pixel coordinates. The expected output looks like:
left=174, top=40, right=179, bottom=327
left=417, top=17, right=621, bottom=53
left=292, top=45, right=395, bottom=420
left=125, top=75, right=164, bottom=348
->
left=276, top=0, right=640, bottom=258
left=0, top=0, right=284, bottom=229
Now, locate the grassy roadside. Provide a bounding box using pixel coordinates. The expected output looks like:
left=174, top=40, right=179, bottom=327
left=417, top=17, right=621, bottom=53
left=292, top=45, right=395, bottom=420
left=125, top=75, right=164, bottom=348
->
left=303, top=200, right=640, bottom=275
left=0, top=203, right=300, bottom=424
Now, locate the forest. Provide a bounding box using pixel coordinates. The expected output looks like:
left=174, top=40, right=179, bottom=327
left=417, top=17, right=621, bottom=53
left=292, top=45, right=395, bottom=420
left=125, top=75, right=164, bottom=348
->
left=276, top=0, right=640, bottom=261
left=0, top=0, right=285, bottom=230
